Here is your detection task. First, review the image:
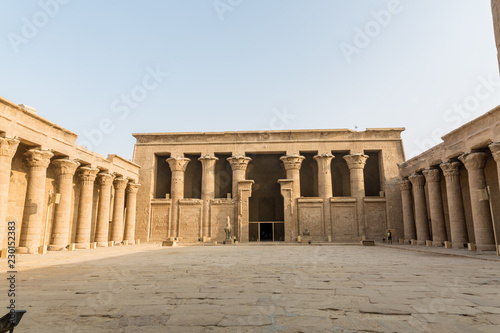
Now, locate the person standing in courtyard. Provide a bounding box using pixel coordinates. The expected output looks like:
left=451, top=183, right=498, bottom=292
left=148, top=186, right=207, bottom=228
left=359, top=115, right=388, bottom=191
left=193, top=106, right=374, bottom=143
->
left=387, top=230, right=392, bottom=244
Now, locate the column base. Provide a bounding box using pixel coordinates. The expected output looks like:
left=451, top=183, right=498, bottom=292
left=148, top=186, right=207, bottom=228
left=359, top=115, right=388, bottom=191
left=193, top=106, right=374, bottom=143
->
left=75, top=243, right=90, bottom=250
left=452, top=242, right=468, bottom=249
left=476, top=244, right=497, bottom=251
left=415, top=240, right=426, bottom=246
left=96, top=242, right=108, bottom=247
left=48, top=245, right=68, bottom=251
left=125, top=240, right=135, bottom=245
left=432, top=240, right=445, bottom=247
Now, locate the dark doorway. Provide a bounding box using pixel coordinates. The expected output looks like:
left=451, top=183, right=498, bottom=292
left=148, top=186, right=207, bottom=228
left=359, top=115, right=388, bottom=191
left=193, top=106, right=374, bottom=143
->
left=246, top=154, right=285, bottom=222
left=364, top=151, right=382, bottom=196
left=260, top=223, right=273, bottom=241
left=300, top=152, right=318, bottom=197
left=155, top=154, right=171, bottom=199
left=184, top=154, right=202, bottom=199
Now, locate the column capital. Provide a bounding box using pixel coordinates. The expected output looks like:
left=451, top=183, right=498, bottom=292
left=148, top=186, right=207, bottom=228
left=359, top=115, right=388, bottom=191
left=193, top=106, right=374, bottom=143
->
left=0, top=137, right=20, bottom=158
left=343, top=154, right=369, bottom=169
left=313, top=153, right=334, bottom=162
left=399, top=179, right=412, bottom=191
left=489, top=142, right=500, bottom=162
left=440, top=161, right=461, bottom=178
left=458, top=152, right=487, bottom=171
left=126, top=182, right=141, bottom=194
left=52, top=159, right=80, bottom=176
left=422, top=168, right=441, bottom=183
left=198, top=154, right=219, bottom=162
left=408, top=174, right=425, bottom=188
left=227, top=155, right=251, bottom=171
left=24, top=149, right=53, bottom=169
left=78, top=167, right=99, bottom=184
left=280, top=154, right=305, bottom=170
left=98, top=172, right=115, bottom=186
left=167, top=156, right=190, bottom=172
left=113, top=177, right=129, bottom=190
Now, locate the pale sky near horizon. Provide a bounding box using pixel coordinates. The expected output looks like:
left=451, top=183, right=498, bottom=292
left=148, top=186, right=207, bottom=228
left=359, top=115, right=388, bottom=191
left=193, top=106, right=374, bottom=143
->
left=1, top=0, right=499, bottom=161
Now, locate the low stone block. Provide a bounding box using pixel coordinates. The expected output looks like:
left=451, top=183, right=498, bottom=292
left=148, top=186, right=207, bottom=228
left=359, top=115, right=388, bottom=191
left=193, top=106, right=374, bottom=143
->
left=444, top=241, right=452, bottom=248
left=360, top=240, right=375, bottom=246
left=136, top=239, right=141, bottom=245
left=0, top=248, right=8, bottom=258
left=108, top=241, right=114, bottom=247
left=68, top=243, right=76, bottom=251
left=123, top=240, right=129, bottom=246
left=162, top=241, right=177, bottom=247
left=411, top=239, right=417, bottom=245
left=90, top=242, right=97, bottom=249
left=399, top=238, right=404, bottom=245
left=38, top=245, right=47, bottom=255
left=468, top=243, right=476, bottom=251
left=213, top=241, right=217, bottom=245
left=426, top=240, right=432, bottom=247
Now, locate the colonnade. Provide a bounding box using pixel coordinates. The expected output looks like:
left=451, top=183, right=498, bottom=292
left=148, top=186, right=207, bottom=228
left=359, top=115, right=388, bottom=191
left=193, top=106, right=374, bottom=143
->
left=165, top=152, right=370, bottom=241
left=0, top=138, right=140, bottom=254
left=399, top=144, right=500, bottom=251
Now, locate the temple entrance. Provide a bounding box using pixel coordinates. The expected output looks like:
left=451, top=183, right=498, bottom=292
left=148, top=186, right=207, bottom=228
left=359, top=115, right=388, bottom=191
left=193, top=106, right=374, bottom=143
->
left=246, top=153, right=285, bottom=242
left=249, top=222, right=285, bottom=242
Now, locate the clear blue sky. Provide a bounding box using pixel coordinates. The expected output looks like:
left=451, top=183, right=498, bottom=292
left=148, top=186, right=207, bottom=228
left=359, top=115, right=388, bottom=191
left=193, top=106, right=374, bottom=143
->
left=1, top=0, right=499, bottom=160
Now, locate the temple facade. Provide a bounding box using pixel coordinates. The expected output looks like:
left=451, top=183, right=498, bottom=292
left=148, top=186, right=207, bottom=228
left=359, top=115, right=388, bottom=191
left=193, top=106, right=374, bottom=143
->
left=398, top=107, right=500, bottom=251
left=0, top=97, right=140, bottom=255
left=132, top=129, right=405, bottom=243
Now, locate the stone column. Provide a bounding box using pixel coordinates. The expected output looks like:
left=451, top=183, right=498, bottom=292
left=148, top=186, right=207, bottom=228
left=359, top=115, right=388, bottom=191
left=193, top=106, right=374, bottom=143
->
left=237, top=180, right=254, bottom=242
left=422, top=168, right=447, bottom=244
left=124, top=182, right=140, bottom=244
left=278, top=179, right=294, bottom=242
left=314, top=153, right=334, bottom=239
left=167, top=157, right=190, bottom=238
left=111, top=177, right=128, bottom=243
left=490, top=142, right=500, bottom=190
left=199, top=155, right=218, bottom=239
left=459, top=153, right=496, bottom=250
left=343, top=154, right=369, bottom=238
left=227, top=156, right=251, bottom=240
left=440, top=161, right=468, bottom=247
left=49, top=159, right=80, bottom=250
left=408, top=174, right=430, bottom=244
left=399, top=179, right=416, bottom=241
left=95, top=173, right=115, bottom=246
left=0, top=137, right=20, bottom=249
left=74, top=167, right=99, bottom=249
left=280, top=154, right=305, bottom=241
left=18, top=149, right=54, bottom=254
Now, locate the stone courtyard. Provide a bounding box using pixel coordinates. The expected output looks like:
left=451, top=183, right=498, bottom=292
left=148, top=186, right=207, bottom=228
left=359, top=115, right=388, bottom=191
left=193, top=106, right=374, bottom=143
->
left=3, top=244, right=500, bottom=332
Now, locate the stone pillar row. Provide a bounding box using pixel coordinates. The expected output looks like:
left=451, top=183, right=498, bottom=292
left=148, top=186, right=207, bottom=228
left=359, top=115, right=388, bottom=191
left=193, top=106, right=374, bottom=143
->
left=400, top=145, right=500, bottom=250
left=0, top=145, right=141, bottom=253
left=344, top=154, right=369, bottom=238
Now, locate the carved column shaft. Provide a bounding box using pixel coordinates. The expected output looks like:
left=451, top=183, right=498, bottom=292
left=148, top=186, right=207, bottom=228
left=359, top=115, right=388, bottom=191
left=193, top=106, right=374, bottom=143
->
left=124, top=183, right=140, bottom=243
left=167, top=157, right=190, bottom=238
left=0, top=137, right=20, bottom=249
left=49, top=159, right=80, bottom=250
left=459, top=153, right=495, bottom=250
left=314, top=154, right=334, bottom=239
left=422, top=168, right=447, bottom=243
left=399, top=179, right=416, bottom=240
left=490, top=142, right=500, bottom=196
left=440, top=162, right=468, bottom=246
left=280, top=155, right=305, bottom=241
left=111, top=177, right=128, bottom=243
left=18, top=149, right=54, bottom=253
left=95, top=173, right=115, bottom=246
left=199, top=155, right=218, bottom=239
left=228, top=156, right=251, bottom=241
left=408, top=174, right=430, bottom=244
left=75, top=167, right=99, bottom=248
left=344, top=154, right=368, bottom=238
